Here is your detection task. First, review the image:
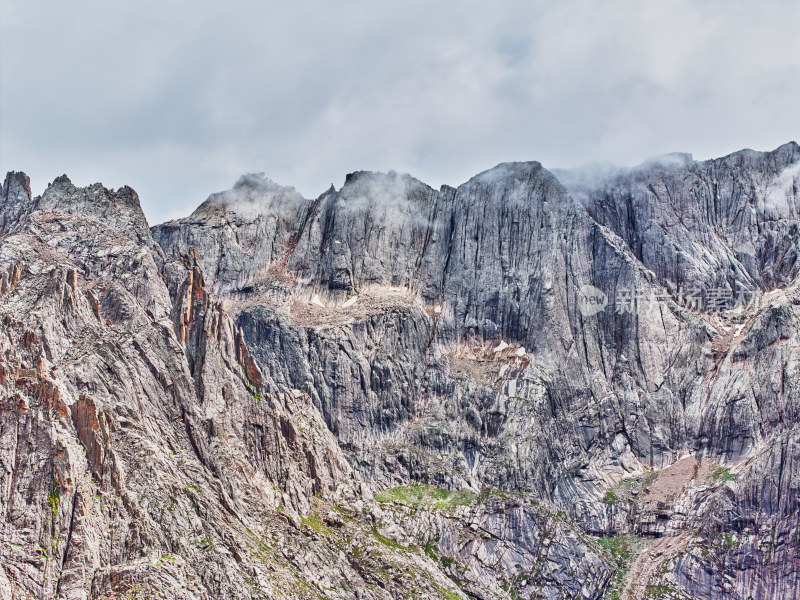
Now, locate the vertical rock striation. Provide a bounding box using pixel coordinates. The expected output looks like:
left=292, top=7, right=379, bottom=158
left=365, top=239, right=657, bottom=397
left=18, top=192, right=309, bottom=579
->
left=2, top=141, right=799, bottom=599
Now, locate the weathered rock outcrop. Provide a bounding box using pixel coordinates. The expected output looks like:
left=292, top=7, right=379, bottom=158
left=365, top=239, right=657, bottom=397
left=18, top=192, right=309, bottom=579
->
left=559, top=142, right=800, bottom=297
left=3, top=141, right=800, bottom=599
left=0, top=173, right=482, bottom=600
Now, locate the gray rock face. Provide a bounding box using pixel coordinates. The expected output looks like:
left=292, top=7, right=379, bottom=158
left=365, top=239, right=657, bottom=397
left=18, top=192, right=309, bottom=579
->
left=3, top=141, right=800, bottom=599
left=559, top=142, right=800, bottom=296
left=0, top=173, right=470, bottom=600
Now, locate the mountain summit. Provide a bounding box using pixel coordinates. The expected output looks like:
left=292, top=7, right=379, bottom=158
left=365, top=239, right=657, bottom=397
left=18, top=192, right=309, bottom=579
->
left=1, top=144, right=799, bottom=599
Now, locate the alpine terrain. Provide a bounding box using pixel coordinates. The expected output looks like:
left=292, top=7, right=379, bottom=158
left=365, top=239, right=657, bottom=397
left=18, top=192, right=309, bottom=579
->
left=1, top=142, right=799, bottom=599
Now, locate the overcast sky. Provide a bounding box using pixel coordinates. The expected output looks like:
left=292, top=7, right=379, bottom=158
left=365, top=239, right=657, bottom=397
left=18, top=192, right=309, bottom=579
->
left=2, top=0, right=799, bottom=223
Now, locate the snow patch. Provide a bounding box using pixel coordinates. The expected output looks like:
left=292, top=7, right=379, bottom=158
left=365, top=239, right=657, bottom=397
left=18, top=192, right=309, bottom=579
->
left=342, top=296, right=358, bottom=308
left=493, top=341, right=509, bottom=353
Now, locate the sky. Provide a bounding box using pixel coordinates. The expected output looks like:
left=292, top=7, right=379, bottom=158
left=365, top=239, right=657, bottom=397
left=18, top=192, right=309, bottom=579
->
left=2, top=0, right=799, bottom=223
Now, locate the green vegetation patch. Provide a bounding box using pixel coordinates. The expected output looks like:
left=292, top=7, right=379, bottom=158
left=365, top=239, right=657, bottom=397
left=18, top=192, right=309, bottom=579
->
left=370, top=527, right=406, bottom=550
left=430, top=582, right=464, bottom=600
left=374, top=484, right=476, bottom=510
left=301, top=514, right=333, bottom=536
left=595, top=534, right=636, bottom=563
left=710, top=465, right=735, bottom=483
left=592, top=535, right=645, bottom=600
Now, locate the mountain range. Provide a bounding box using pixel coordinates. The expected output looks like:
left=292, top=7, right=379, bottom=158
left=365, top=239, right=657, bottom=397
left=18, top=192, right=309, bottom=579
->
left=1, top=142, right=799, bottom=599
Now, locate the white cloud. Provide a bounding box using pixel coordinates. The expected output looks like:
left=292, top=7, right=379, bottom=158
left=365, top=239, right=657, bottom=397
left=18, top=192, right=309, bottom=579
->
left=1, top=0, right=799, bottom=223
left=762, top=161, right=800, bottom=215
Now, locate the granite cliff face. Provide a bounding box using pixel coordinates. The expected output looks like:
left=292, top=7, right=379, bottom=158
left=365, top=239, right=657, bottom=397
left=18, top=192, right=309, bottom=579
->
left=2, top=143, right=799, bottom=599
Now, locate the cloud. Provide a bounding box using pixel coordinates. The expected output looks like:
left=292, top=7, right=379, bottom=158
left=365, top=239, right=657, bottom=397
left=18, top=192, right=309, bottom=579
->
left=2, top=0, right=799, bottom=223
left=761, top=161, right=800, bottom=216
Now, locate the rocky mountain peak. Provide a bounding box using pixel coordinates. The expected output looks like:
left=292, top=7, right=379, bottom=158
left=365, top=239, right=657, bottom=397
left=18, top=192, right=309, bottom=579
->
left=1, top=171, right=32, bottom=203
left=30, top=174, right=153, bottom=247
left=4, top=145, right=800, bottom=599
left=189, top=172, right=310, bottom=223
left=0, top=171, right=34, bottom=236
left=560, top=141, right=800, bottom=296
left=338, top=169, right=434, bottom=204
left=466, top=159, right=545, bottom=183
